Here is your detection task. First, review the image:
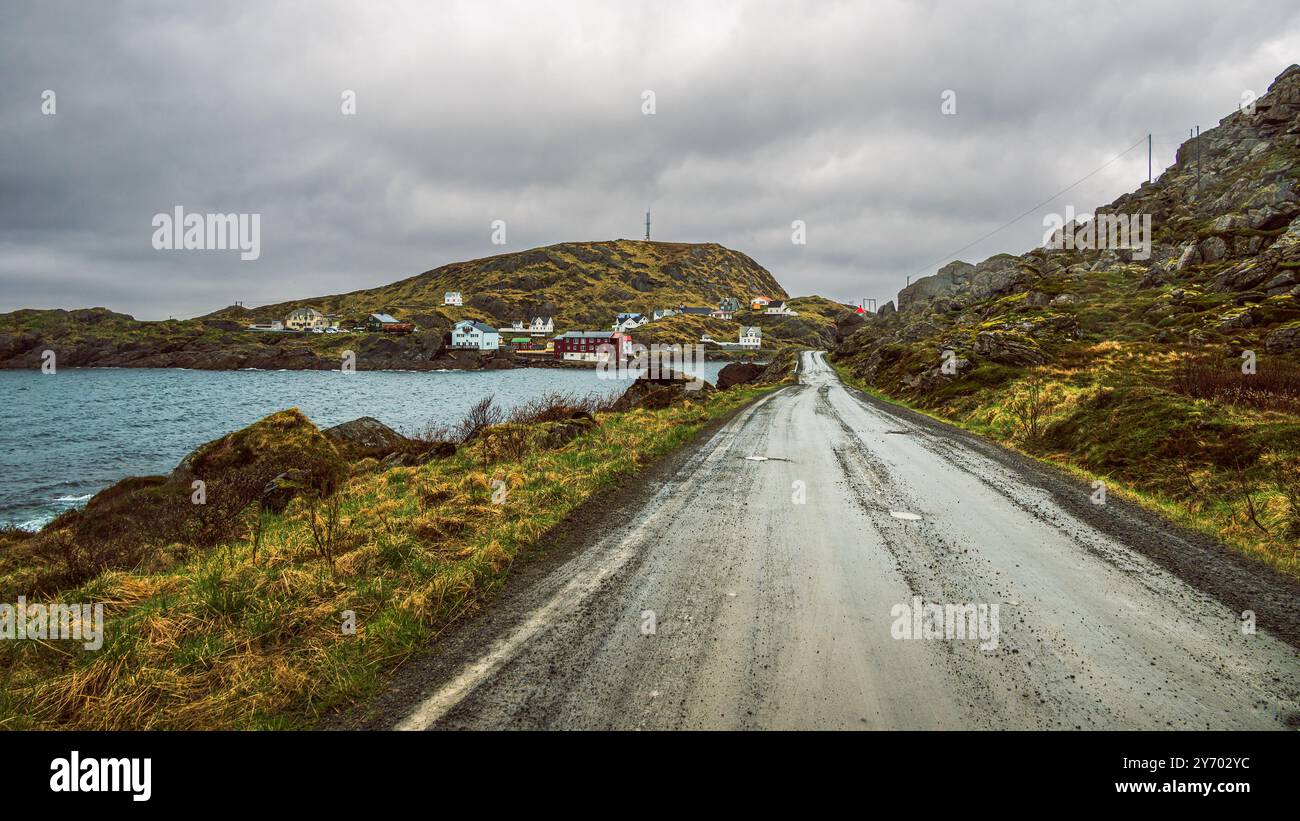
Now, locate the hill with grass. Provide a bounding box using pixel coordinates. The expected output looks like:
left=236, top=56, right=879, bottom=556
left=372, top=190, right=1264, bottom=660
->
left=632, top=295, right=865, bottom=353
left=832, top=64, right=1300, bottom=575
left=0, top=240, right=809, bottom=370
left=218, top=239, right=788, bottom=329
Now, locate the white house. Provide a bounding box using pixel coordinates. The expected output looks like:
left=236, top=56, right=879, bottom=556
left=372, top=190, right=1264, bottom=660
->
left=750, top=296, right=772, bottom=310
left=444, top=291, right=463, bottom=306
left=651, top=308, right=677, bottom=321
left=285, top=307, right=329, bottom=331
left=739, top=326, right=762, bottom=349
left=247, top=320, right=284, bottom=332
left=612, top=312, right=647, bottom=332
left=451, top=320, right=500, bottom=351
left=764, top=300, right=797, bottom=316
left=528, top=316, right=554, bottom=334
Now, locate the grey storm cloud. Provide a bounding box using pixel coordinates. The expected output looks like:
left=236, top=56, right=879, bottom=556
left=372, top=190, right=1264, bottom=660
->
left=2, top=0, right=1299, bottom=319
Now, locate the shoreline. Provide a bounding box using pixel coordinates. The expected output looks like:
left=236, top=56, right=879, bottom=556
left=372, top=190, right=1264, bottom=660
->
left=1, top=359, right=761, bottom=533
left=0, top=349, right=767, bottom=373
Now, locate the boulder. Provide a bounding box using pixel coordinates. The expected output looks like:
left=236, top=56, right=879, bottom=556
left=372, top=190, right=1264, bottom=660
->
left=716, top=362, right=766, bottom=389
left=1137, top=264, right=1169, bottom=290
left=898, top=261, right=973, bottom=310
left=610, top=370, right=716, bottom=411
left=1264, top=323, right=1300, bottom=353
left=534, top=416, right=597, bottom=449
left=1200, top=236, right=1230, bottom=263
left=1176, top=243, right=1202, bottom=270
left=322, top=416, right=415, bottom=460
left=969, top=256, right=1024, bottom=301
left=973, top=331, right=1049, bottom=365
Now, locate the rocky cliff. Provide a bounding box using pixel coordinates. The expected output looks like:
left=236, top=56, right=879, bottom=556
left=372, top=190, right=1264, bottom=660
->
left=832, top=64, right=1300, bottom=572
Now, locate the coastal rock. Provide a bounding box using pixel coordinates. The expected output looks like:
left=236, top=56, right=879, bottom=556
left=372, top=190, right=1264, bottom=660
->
left=716, top=362, right=765, bottom=389
left=322, top=416, right=414, bottom=460
left=610, top=370, right=716, bottom=411
left=535, top=415, right=597, bottom=449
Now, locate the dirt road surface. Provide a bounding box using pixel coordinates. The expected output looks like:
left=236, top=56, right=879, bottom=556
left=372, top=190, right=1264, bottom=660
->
left=382, top=351, right=1298, bottom=730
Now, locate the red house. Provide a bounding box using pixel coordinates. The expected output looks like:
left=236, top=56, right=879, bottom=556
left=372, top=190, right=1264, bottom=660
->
left=553, top=331, right=629, bottom=362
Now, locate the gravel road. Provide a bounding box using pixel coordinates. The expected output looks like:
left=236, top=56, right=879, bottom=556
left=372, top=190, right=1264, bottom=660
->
left=384, top=351, right=1298, bottom=730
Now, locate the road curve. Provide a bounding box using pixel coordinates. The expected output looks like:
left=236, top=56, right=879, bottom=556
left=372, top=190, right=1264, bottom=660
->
left=392, top=351, right=1298, bottom=730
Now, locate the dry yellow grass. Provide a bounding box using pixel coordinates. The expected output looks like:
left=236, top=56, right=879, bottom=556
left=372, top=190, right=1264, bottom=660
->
left=0, top=384, right=775, bottom=730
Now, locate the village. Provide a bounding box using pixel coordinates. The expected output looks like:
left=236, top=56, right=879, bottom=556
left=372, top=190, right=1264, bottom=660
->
left=242, top=291, right=806, bottom=365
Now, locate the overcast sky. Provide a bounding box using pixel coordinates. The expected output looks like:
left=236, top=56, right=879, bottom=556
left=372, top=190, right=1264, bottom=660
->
left=3, top=0, right=1299, bottom=320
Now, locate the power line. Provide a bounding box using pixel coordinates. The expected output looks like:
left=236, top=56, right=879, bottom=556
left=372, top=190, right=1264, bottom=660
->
left=902, top=135, right=1149, bottom=283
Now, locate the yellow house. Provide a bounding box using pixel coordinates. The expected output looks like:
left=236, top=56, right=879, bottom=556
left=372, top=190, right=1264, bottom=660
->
left=285, top=307, right=328, bottom=331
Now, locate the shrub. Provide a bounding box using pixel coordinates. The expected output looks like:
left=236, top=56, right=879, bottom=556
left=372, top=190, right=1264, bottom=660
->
left=1170, top=357, right=1300, bottom=413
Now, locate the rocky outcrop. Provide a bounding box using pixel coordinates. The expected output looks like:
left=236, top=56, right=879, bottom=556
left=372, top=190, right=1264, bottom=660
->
left=323, top=416, right=418, bottom=460
left=19, top=410, right=348, bottom=592
left=837, top=64, right=1300, bottom=400
left=898, top=261, right=974, bottom=310
left=973, top=331, right=1049, bottom=365
left=1264, top=322, right=1300, bottom=353
left=716, top=362, right=765, bottom=389
left=610, top=370, right=716, bottom=411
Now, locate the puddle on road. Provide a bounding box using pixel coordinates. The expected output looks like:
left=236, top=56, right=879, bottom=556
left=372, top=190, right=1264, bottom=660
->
left=889, top=510, right=923, bottom=521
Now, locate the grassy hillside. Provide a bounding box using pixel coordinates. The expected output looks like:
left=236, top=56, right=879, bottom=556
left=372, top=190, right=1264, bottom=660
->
left=0, top=240, right=813, bottom=369
left=834, top=64, right=1300, bottom=576
left=216, top=239, right=789, bottom=329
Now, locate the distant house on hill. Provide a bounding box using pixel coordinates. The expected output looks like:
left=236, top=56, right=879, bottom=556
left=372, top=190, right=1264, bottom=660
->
left=613, top=312, right=647, bottom=332
left=739, top=326, right=762, bottom=349
left=444, top=291, right=463, bottom=306
left=451, top=319, right=500, bottom=350
left=711, top=297, right=739, bottom=319
left=651, top=308, right=677, bottom=321
left=367, top=313, right=416, bottom=334
left=528, top=316, right=554, bottom=334
left=285, top=307, right=328, bottom=331
left=750, top=296, right=772, bottom=310
left=764, top=300, right=797, bottom=316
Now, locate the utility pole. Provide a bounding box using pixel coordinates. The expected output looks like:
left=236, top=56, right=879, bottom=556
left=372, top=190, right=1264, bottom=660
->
left=1147, top=133, right=1151, bottom=183
left=645, top=211, right=651, bottom=241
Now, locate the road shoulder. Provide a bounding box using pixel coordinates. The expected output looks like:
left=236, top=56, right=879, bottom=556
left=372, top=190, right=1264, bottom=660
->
left=835, top=377, right=1300, bottom=651
left=324, top=383, right=790, bottom=729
